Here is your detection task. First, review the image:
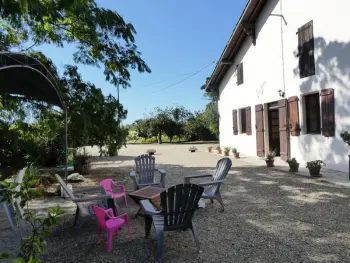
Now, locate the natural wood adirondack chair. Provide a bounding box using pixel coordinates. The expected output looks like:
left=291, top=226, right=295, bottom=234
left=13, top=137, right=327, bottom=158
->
left=184, top=157, right=232, bottom=211
left=141, top=183, right=204, bottom=262
left=55, top=174, right=116, bottom=230
left=130, top=154, right=166, bottom=190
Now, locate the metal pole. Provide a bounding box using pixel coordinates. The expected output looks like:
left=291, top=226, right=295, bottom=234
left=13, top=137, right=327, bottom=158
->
left=64, top=109, right=68, bottom=184
left=348, top=155, right=350, bottom=181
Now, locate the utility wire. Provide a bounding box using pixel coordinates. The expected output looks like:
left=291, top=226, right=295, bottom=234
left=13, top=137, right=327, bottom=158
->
left=142, top=61, right=215, bottom=96
left=143, top=71, right=197, bottom=87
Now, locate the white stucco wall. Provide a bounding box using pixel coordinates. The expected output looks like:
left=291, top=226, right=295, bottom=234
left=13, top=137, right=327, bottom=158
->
left=218, top=0, right=350, bottom=172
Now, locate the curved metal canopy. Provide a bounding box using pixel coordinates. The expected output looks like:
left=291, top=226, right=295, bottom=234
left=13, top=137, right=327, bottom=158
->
left=0, top=52, right=65, bottom=109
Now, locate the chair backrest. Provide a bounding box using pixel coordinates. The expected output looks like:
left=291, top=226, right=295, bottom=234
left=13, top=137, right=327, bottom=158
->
left=160, top=184, right=204, bottom=228
left=13, top=168, right=26, bottom=218
left=134, top=154, right=156, bottom=184
left=55, top=174, right=76, bottom=199
left=207, top=158, right=232, bottom=195
left=92, top=206, right=107, bottom=228
left=100, top=179, right=114, bottom=195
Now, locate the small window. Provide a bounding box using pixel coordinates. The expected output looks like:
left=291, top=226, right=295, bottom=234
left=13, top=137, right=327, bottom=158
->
left=305, top=93, right=321, bottom=134
left=240, top=108, right=246, bottom=133
left=297, top=20, right=315, bottom=78
left=236, top=62, right=244, bottom=85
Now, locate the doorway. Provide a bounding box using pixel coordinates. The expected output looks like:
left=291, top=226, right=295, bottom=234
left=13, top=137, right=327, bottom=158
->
left=268, top=108, right=280, bottom=156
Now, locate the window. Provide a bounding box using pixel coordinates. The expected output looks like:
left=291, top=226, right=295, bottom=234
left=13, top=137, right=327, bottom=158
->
left=297, top=20, right=315, bottom=78
left=236, top=62, right=244, bottom=85
left=240, top=108, right=246, bottom=133
left=305, top=93, right=321, bottom=134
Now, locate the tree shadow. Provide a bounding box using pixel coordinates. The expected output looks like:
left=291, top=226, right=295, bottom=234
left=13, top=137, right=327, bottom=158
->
left=293, top=37, right=350, bottom=171
left=23, top=162, right=350, bottom=262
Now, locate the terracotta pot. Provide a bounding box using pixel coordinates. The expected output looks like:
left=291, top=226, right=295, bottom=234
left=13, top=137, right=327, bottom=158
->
left=224, top=152, right=229, bottom=156
left=234, top=153, right=240, bottom=159
left=308, top=167, right=322, bottom=177
left=265, top=160, right=275, bottom=167
left=288, top=163, right=299, bottom=172
left=217, top=150, right=222, bottom=154
left=208, top=149, right=212, bottom=153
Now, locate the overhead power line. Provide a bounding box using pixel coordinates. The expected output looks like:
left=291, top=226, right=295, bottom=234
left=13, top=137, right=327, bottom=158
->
left=142, top=61, right=215, bottom=96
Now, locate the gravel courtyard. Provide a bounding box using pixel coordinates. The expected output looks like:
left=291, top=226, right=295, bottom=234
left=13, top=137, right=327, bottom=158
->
left=3, top=143, right=350, bottom=262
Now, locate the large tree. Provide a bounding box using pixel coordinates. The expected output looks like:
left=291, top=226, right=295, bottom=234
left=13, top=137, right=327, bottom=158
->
left=0, top=0, right=151, bottom=87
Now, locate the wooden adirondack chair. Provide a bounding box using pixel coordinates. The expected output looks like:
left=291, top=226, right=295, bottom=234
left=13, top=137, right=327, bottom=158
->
left=130, top=154, right=166, bottom=190
left=55, top=174, right=116, bottom=230
left=141, top=183, right=204, bottom=262
left=184, top=157, right=232, bottom=211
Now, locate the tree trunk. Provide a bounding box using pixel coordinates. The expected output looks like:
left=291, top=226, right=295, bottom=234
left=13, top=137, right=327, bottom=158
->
left=158, top=130, right=162, bottom=144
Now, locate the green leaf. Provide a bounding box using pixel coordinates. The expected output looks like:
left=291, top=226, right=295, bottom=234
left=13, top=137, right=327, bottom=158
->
left=12, top=259, right=26, bottom=263
left=0, top=251, right=11, bottom=259
left=28, top=259, right=42, bottom=263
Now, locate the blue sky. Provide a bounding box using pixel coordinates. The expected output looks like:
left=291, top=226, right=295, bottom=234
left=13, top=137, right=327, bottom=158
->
left=39, top=0, right=247, bottom=123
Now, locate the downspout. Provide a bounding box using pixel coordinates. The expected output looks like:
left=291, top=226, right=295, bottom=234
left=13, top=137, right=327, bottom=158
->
left=279, top=0, right=286, bottom=98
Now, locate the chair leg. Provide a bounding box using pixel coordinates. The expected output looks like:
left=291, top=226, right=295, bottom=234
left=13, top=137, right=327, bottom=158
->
left=216, top=192, right=224, bottom=212
left=210, top=199, right=214, bottom=204
left=107, top=231, right=113, bottom=252
left=124, top=194, right=128, bottom=208
left=97, top=227, right=102, bottom=245
left=73, top=207, right=79, bottom=227
left=155, top=226, right=164, bottom=262
left=145, top=215, right=152, bottom=238
left=190, top=223, right=200, bottom=251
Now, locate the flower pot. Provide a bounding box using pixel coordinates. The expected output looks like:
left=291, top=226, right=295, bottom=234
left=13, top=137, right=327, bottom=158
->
left=308, top=167, right=322, bottom=177
left=265, top=160, right=275, bottom=167
left=288, top=163, right=299, bottom=172
left=234, top=153, right=240, bottom=159
left=217, top=150, right=222, bottom=154
left=74, top=163, right=91, bottom=175
left=190, top=150, right=196, bottom=153
left=148, top=152, right=155, bottom=156
left=208, top=149, right=212, bottom=153
left=224, top=152, right=229, bottom=156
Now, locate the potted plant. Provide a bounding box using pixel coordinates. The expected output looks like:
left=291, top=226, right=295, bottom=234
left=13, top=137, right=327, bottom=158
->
left=232, top=148, right=240, bottom=158
left=286, top=158, right=299, bottom=172
left=223, top=147, right=231, bottom=156
left=208, top=146, right=213, bottom=153
left=340, top=131, right=350, bottom=146
left=265, top=149, right=276, bottom=167
left=147, top=149, right=156, bottom=155
left=306, top=160, right=326, bottom=177
left=189, top=146, right=197, bottom=153
left=216, top=146, right=222, bottom=154
left=73, top=148, right=91, bottom=175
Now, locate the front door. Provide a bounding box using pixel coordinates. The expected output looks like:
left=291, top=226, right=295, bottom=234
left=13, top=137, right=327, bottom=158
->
left=255, top=104, right=265, bottom=157
left=278, top=99, right=289, bottom=160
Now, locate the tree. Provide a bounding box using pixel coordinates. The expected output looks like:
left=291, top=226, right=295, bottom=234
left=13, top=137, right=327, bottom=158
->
left=0, top=0, right=151, bottom=88
left=201, top=77, right=219, bottom=138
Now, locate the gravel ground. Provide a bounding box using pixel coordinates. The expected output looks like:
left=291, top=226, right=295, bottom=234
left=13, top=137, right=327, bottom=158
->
left=3, top=144, right=350, bottom=262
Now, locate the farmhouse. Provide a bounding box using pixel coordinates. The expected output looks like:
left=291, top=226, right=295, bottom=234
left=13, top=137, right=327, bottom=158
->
left=206, top=0, right=350, bottom=172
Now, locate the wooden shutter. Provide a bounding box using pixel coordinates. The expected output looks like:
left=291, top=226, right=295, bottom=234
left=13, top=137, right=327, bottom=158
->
left=297, top=20, right=315, bottom=78
left=255, top=104, right=265, bottom=157
left=236, top=63, right=244, bottom=85
left=320, top=88, right=335, bottom=137
left=246, top=106, right=251, bottom=135
left=288, top=96, right=301, bottom=136
left=278, top=99, right=289, bottom=160
left=232, top=110, right=238, bottom=135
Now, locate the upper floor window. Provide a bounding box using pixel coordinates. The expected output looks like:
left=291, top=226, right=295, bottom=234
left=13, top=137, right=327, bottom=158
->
left=236, top=62, right=244, bottom=85
left=297, top=20, right=315, bottom=78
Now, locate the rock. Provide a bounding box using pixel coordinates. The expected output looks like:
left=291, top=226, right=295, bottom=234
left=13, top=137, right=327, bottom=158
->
left=67, top=173, right=85, bottom=182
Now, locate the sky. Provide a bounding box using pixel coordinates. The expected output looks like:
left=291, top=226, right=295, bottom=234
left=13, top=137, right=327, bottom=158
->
left=39, top=0, right=247, bottom=124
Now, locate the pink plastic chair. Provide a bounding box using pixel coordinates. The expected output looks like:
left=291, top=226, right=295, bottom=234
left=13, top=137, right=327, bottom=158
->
left=92, top=206, right=132, bottom=252
left=100, top=179, right=128, bottom=208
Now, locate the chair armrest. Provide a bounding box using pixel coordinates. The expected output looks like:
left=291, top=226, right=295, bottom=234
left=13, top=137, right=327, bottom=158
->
left=184, top=174, right=212, bottom=183
left=196, top=180, right=225, bottom=187
left=74, top=194, right=112, bottom=203
left=111, top=181, right=126, bottom=191
left=155, top=169, right=166, bottom=175
left=141, top=200, right=161, bottom=216
left=109, top=213, right=128, bottom=221
left=138, top=182, right=160, bottom=188
left=74, top=186, right=104, bottom=194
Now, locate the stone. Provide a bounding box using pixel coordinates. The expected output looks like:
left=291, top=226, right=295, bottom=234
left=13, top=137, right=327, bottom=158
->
left=67, top=173, right=85, bottom=183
